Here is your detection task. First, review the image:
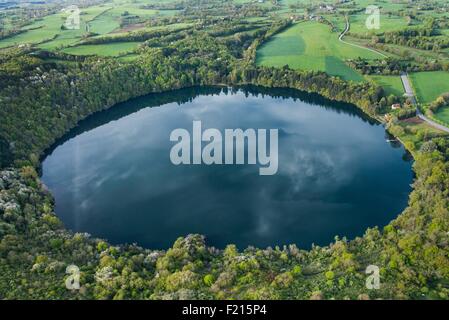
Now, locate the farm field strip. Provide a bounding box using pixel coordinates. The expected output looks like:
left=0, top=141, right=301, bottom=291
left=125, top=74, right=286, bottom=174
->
left=61, top=41, right=141, bottom=56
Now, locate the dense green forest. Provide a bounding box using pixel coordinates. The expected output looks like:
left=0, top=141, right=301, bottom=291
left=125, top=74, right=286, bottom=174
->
left=0, top=1, right=448, bottom=300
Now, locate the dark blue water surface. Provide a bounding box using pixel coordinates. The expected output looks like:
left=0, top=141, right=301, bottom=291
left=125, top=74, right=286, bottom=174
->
left=42, top=86, right=413, bottom=249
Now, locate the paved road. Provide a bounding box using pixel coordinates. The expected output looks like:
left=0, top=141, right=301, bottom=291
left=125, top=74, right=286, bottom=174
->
left=400, top=74, right=414, bottom=96
left=416, top=109, right=449, bottom=134
left=400, top=73, right=449, bottom=134
left=400, top=73, right=416, bottom=103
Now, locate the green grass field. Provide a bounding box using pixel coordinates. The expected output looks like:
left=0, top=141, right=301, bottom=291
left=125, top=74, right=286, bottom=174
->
left=87, top=9, right=121, bottom=35
left=409, top=71, right=449, bottom=104
left=366, top=75, right=404, bottom=97
left=348, top=13, right=411, bottom=35
left=61, top=42, right=140, bottom=56
left=256, top=21, right=383, bottom=81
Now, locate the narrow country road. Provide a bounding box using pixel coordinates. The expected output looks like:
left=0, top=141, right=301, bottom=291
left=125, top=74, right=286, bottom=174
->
left=339, top=16, right=387, bottom=58
left=400, top=73, right=449, bottom=134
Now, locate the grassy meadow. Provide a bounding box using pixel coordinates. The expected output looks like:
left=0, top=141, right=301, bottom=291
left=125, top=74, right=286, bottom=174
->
left=348, top=13, right=412, bottom=36
left=409, top=71, right=449, bottom=104
left=367, top=75, right=404, bottom=97
left=256, top=21, right=383, bottom=81
left=61, top=42, right=140, bottom=56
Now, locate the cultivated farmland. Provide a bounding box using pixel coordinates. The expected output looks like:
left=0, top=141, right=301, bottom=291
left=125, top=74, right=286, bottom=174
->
left=256, top=21, right=383, bottom=81
left=410, top=71, right=449, bottom=104
left=61, top=41, right=140, bottom=56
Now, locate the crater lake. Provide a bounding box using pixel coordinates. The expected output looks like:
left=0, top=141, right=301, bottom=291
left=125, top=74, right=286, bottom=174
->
left=41, top=86, right=413, bottom=249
